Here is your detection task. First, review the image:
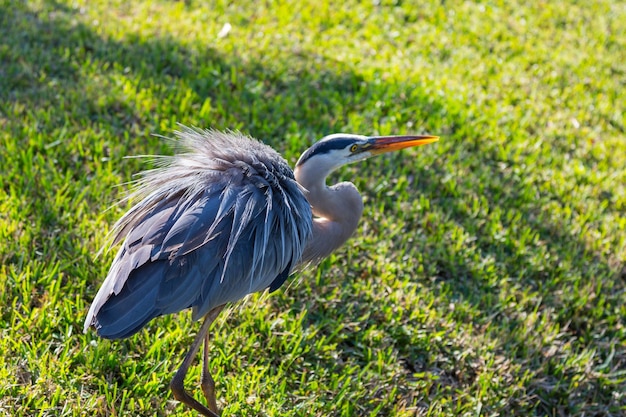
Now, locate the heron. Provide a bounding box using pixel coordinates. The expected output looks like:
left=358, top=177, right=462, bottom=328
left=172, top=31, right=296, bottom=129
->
left=84, top=126, right=438, bottom=416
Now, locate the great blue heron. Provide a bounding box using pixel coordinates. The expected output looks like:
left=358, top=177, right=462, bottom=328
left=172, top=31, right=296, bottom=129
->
left=84, top=126, right=438, bottom=416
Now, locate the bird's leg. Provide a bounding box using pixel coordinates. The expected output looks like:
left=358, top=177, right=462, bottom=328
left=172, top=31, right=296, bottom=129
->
left=201, top=331, right=218, bottom=413
left=170, top=305, right=225, bottom=417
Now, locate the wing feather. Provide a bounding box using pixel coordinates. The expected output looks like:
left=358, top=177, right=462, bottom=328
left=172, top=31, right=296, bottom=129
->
left=84, top=128, right=313, bottom=338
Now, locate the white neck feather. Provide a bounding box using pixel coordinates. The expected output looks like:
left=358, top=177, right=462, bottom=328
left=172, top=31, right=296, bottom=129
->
left=295, top=164, right=364, bottom=264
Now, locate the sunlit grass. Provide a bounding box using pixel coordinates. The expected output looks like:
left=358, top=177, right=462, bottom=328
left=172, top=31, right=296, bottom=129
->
left=1, top=0, right=624, bottom=416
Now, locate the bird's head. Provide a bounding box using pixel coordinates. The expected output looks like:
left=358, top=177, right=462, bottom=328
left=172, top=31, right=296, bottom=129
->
left=295, top=133, right=439, bottom=176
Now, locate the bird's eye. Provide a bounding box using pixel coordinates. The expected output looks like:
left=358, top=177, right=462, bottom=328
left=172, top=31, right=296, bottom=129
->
left=350, top=144, right=358, bottom=152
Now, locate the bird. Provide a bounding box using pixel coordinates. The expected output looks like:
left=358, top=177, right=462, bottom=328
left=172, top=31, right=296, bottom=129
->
left=84, top=126, right=438, bottom=416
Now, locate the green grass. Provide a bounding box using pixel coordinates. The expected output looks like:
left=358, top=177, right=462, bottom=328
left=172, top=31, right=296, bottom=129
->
left=1, top=0, right=625, bottom=415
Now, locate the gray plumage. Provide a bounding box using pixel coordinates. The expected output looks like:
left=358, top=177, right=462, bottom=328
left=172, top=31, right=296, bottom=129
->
left=84, top=127, right=312, bottom=338
left=83, top=126, right=438, bottom=416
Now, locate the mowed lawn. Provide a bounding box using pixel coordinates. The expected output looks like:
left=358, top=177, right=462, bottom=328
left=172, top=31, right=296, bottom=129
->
left=1, top=0, right=624, bottom=416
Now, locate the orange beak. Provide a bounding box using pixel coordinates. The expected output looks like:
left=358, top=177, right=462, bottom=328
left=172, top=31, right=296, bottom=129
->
left=367, top=135, right=439, bottom=155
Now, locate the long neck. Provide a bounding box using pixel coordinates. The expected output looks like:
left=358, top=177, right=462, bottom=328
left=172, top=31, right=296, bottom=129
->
left=295, top=165, right=364, bottom=264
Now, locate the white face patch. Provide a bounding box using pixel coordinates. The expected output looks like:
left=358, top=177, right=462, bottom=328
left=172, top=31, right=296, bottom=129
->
left=297, top=134, right=369, bottom=167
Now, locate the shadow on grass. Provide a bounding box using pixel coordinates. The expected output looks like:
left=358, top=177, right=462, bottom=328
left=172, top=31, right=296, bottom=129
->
left=1, top=0, right=374, bottom=144
left=2, top=1, right=622, bottom=416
